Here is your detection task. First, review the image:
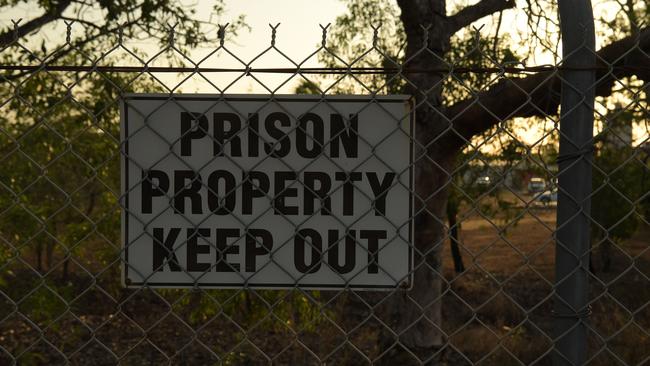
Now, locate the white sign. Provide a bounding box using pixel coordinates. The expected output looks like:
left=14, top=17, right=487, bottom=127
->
left=121, top=94, right=414, bottom=289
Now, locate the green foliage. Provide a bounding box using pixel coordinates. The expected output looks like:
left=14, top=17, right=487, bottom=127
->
left=0, top=68, right=129, bottom=271
left=317, top=0, right=405, bottom=93
left=443, top=31, right=520, bottom=104
left=164, top=289, right=331, bottom=341
left=0, top=4, right=327, bottom=352
left=591, top=105, right=649, bottom=243
left=591, top=146, right=647, bottom=242
left=0, top=52, right=165, bottom=342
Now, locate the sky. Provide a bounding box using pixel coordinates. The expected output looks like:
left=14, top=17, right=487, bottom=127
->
left=1, top=0, right=555, bottom=95
left=161, top=0, right=350, bottom=94
left=1, top=0, right=349, bottom=93
left=1, top=0, right=647, bottom=146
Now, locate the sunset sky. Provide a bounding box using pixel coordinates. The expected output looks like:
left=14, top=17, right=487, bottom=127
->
left=1, top=0, right=646, bottom=146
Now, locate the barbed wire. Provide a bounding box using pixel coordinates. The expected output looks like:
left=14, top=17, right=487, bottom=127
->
left=1, top=64, right=648, bottom=75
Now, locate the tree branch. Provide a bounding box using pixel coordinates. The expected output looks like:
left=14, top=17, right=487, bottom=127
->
left=444, top=27, right=650, bottom=151
left=1, top=19, right=140, bottom=82
left=448, top=0, right=515, bottom=34
left=0, top=0, right=73, bottom=47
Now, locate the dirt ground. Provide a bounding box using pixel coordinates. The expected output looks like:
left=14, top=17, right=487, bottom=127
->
left=439, top=201, right=650, bottom=365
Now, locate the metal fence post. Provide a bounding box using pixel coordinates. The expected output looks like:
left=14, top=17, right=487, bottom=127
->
left=554, top=0, right=596, bottom=365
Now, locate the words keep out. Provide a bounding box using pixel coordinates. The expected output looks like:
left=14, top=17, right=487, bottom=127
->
left=152, top=227, right=388, bottom=275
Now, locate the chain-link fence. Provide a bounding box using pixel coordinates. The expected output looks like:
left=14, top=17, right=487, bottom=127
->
left=0, top=12, right=649, bottom=366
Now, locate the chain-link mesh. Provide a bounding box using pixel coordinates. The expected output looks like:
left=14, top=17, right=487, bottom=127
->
left=0, top=19, right=649, bottom=366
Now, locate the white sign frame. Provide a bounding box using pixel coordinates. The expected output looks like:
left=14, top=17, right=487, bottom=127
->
left=121, top=94, right=414, bottom=290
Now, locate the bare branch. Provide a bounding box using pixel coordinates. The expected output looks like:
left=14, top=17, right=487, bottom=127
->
left=448, top=0, right=515, bottom=34
left=0, top=0, right=73, bottom=47
left=443, top=26, right=650, bottom=151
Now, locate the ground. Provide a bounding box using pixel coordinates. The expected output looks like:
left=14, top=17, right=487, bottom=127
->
left=439, top=195, right=650, bottom=365
left=1, top=194, right=648, bottom=365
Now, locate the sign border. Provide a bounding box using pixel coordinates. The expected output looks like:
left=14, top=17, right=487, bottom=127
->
left=121, top=94, right=414, bottom=290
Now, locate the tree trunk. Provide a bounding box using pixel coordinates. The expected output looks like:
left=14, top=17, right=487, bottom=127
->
left=592, top=229, right=612, bottom=273
left=377, top=1, right=454, bottom=361
left=600, top=237, right=612, bottom=272
left=45, top=240, right=54, bottom=271
left=62, top=255, right=70, bottom=281
left=448, top=209, right=465, bottom=273
left=36, top=242, right=43, bottom=272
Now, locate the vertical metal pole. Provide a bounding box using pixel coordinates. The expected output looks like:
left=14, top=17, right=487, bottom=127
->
left=554, top=0, right=596, bottom=365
